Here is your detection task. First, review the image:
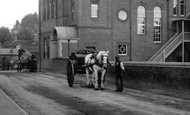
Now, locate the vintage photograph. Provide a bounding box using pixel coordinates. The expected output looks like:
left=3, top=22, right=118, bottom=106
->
left=0, top=0, right=189, bottom=115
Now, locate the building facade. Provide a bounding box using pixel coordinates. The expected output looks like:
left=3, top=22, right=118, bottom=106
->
left=39, top=0, right=190, bottom=70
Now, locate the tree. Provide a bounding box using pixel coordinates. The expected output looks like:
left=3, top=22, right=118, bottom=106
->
left=0, top=27, right=13, bottom=48
left=12, top=13, right=38, bottom=41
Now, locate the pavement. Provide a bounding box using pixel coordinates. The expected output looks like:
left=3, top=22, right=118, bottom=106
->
left=0, top=89, right=27, bottom=115
left=0, top=72, right=190, bottom=115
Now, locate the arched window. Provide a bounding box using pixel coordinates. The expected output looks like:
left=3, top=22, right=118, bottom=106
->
left=137, top=6, right=146, bottom=35
left=153, top=7, right=162, bottom=43
left=179, top=0, right=185, bottom=16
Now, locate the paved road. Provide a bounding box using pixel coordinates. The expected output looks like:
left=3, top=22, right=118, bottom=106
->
left=0, top=72, right=189, bottom=115
left=0, top=89, right=27, bottom=115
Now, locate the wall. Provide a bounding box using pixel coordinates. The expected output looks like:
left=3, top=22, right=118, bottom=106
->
left=78, top=28, right=113, bottom=58
left=131, top=0, right=168, bottom=61
left=112, top=0, right=131, bottom=61
left=77, top=0, right=168, bottom=61
left=77, top=0, right=112, bottom=28
left=120, top=62, right=190, bottom=90
left=43, top=60, right=190, bottom=91
left=77, top=0, right=114, bottom=59
left=42, top=58, right=68, bottom=73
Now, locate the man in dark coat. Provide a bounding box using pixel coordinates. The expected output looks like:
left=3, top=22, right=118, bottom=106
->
left=114, top=55, right=125, bottom=92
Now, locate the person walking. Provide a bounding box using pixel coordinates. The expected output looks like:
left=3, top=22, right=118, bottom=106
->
left=114, top=55, right=125, bottom=92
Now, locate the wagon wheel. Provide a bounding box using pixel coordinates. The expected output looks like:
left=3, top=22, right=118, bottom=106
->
left=67, top=60, right=75, bottom=87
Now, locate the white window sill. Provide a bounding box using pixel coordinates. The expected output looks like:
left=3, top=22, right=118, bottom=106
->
left=118, top=54, right=127, bottom=56
left=154, top=41, right=161, bottom=44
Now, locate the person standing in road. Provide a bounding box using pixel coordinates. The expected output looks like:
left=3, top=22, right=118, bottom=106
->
left=114, top=55, right=125, bottom=92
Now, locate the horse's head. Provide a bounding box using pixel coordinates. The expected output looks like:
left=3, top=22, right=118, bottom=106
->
left=85, top=53, right=96, bottom=65
left=96, top=51, right=109, bottom=68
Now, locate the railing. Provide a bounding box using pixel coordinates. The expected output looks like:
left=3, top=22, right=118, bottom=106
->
left=149, top=33, right=183, bottom=62
left=164, top=33, right=182, bottom=57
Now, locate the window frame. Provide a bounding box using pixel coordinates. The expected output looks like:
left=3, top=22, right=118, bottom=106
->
left=91, top=3, right=99, bottom=18
left=173, top=0, right=178, bottom=16
left=90, top=0, right=100, bottom=19
left=153, top=7, right=162, bottom=44
left=179, top=0, right=185, bottom=16
left=137, top=6, right=146, bottom=35
left=173, top=0, right=186, bottom=17
left=118, top=42, right=128, bottom=56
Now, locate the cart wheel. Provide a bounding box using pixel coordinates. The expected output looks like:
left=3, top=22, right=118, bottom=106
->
left=67, top=60, right=75, bottom=87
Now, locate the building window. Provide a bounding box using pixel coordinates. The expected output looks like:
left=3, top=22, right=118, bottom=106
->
left=173, top=0, right=185, bottom=16
left=91, top=0, right=99, bottom=18
left=153, top=7, right=162, bottom=43
left=179, top=0, right=185, bottom=16
left=173, top=0, right=178, bottom=16
left=118, top=43, right=127, bottom=55
left=137, top=6, right=146, bottom=35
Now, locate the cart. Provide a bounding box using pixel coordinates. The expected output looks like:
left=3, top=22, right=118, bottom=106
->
left=66, top=58, right=75, bottom=87
left=66, top=49, right=96, bottom=87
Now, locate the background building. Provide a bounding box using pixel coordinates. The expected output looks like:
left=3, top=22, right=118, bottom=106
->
left=39, top=0, right=190, bottom=71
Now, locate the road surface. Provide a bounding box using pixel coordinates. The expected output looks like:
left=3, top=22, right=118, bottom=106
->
left=0, top=72, right=189, bottom=115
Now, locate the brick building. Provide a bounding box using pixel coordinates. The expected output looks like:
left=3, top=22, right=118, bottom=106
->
left=39, top=0, right=190, bottom=70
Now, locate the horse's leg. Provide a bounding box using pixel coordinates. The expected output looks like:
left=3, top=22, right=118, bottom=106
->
left=18, top=63, right=21, bottom=72
left=100, top=69, right=106, bottom=89
left=85, top=68, right=90, bottom=87
left=17, top=64, right=19, bottom=72
left=93, top=66, right=99, bottom=89
left=89, top=73, right=94, bottom=87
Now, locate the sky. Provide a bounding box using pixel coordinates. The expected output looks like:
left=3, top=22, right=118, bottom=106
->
left=0, top=0, right=38, bottom=29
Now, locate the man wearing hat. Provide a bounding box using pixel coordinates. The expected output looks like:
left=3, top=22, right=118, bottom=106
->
left=114, top=55, right=125, bottom=92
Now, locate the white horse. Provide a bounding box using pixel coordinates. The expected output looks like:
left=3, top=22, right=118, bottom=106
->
left=85, top=53, right=96, bottom=88
left=84, top=51, right=109, bottom=90
left=94, top=51, right=109, bottom=90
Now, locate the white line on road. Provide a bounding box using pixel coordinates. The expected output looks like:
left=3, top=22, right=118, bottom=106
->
left=0, top=89, right=29, bottom=115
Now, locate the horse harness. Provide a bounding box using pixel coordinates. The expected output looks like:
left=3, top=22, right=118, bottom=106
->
left=90, top=54, right=108, bottom=69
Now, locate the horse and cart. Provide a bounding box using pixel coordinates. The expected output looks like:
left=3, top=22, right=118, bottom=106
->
left=16, top=48, right=37, bottom=72
left=66, top=49, right=109, bottom=90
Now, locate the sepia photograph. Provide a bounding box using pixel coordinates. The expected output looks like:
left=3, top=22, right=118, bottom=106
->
left=0, top=0, right=189, bottom=115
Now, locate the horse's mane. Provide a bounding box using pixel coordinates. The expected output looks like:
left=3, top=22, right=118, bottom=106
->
left=85, top=53, right=93, bottom=64
left=96, top=51, right=109, bottom=60
left=85, top=51, right=109, bottom=64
